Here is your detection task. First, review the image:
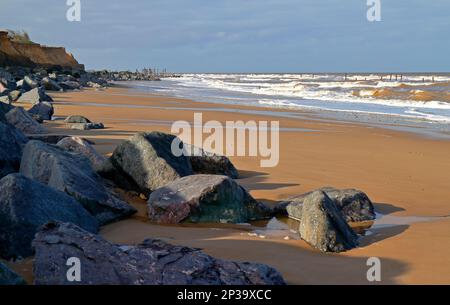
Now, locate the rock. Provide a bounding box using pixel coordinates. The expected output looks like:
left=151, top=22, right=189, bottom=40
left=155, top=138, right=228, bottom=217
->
left=57, top=137, right=106, bottom=170
left=298, top=191, right=358, bottom=252
left=148, top=174, right=271, bottom=224
left=86, top=81, right=102, bottom=88
left=186, top=144, right=239, bottom=179
left=0, top=102, right=12, bottom=122
left=41, top=77, right=62, bottom=91
left=20, top=141, right=136, bottom=225
left=33, top=222, right=286, bottom=285
left=30, top=114, right=44, bottom=124
left=22, top=76, right=39, bottom=91
left=5, top=107, right=46, bottom=134
left=0, top=262, right=26, bottom=285
left=8, top=90, right=22, bottom=102
left=48, top=73, right=57, bottom=80
left=28, top=101, right=54, bottom=121
left=17, top=87, right=53, bottom=104
left=0, top=174, right=99, bottom=260
left=59, top=81, right=81, bottom=90
left=15, top=79, right=24, bottom=89
left=0, top=122, right=28, bottom=179
left=111, top=131, right=194, bottom=194
left=0, top=95, right=10, bottom=105
left=278, top=187, right=375, bottom=222
left=96, top=158, right=141, bottom=191
left=27, top=134, right=69, bottom=144
left=64, top=115, right=91, bottom=123
left=0, top=75, right=16, bottom=92
left=70, top=122, right=104, bottom=130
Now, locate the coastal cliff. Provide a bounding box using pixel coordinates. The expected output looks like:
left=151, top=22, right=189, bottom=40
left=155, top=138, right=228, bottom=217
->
left=0, top=31, right=84, bottom=71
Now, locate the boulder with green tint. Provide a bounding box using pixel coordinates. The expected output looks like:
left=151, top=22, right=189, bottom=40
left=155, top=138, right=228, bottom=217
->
left=147, top=174, right=271, bottom=224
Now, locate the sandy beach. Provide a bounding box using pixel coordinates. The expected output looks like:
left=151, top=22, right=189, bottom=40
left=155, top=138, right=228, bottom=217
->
left=7, top=85, right=450, bottom=285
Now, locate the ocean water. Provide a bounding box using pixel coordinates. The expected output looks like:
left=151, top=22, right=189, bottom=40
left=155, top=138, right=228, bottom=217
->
left=127, top=73, right=450, bottom=125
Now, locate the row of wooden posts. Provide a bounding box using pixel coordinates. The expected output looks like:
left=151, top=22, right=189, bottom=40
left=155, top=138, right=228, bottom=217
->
left=300, top=74, right=435, bottom=82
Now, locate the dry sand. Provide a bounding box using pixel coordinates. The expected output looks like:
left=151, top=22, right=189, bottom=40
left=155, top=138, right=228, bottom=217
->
left=8, top=86, right=450, bottom=284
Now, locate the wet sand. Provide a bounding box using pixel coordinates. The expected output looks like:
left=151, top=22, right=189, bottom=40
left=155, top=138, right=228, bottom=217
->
left=8, top=86, right=450, bottom=284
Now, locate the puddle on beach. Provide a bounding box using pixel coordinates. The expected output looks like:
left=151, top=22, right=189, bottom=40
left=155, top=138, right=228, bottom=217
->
left=238, top=212, right=450, bottom=242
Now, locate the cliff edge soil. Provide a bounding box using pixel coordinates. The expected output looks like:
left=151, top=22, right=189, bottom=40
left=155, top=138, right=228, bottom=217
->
left=0, top=31, right=83, bottom=71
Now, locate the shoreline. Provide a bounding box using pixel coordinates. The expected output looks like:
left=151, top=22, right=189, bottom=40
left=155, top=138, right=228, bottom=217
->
left=7, top=84, right=450, bottom=284
left=112, top=81, right=450, bottom=140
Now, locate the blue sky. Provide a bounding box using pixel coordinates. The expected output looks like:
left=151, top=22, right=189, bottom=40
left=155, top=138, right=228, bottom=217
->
left=1, top=0, right=449, bottom=72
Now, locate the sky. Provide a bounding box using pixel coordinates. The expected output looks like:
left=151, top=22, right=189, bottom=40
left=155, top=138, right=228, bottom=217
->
left=1, top=0, right=449, bottom=72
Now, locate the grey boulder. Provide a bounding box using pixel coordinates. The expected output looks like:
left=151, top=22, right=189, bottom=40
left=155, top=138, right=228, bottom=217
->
left=0, top=95, right=11, bottom=105
left=33, top=222, right=286, bottom=285
left=28, top=134, right=69, bottom=144
left=0, top=262, right=26, bottom=285
left=186, top=144, right=239, bottom=179
left=279, top=187, right=375, bottom=222
left=28, top=101, right=54, bottom=121
left=0, top=121, right=28, bottom=179
left=22, top=76, right=38, bottom=91
left=41, top=77, right=62, bottom=91
left=59, top=81, right=81, bottom=90
left=148, top=174, right=271, bottom=224
left=8, top=90, right=22, bottom=102
left=20, top=141, right=136, bottom=225
left=298, top=191, right=358, bottom=252
left=64, top=115, right=91, bottom=123
left=0, top=174, right=99, bottom=260
left=111, top=131, right=194, bottom=193
left=17, top=87, right=53, bottom=104
left=70, top=122, right=104, bottom=130
left=5, top=107, right=46, bottom=134
left=56, top=136, right=106, bottom=170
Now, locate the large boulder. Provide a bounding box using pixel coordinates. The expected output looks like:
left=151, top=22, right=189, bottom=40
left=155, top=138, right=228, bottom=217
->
left=0, top=102, right=12, bottom=122
left=28, top=134, right=69, bottom=144
left=278, top=187, right=375, bottom=222
left=0, top=122, right=28, bottom=178
left=9, top=90, right=22, bottom=102
left=22, top=76, right=38, bottom=91
left=20, top=141, right=136, bottom=225
left=0, top=95, right=11, bottom=107
left=70, top=122, right=104, bottom=130
left=111, top=131, right=194, bottom=194
left=28, top=101, right=54, bottom=121
left=5, top=107, right=46, bottom=134
left=186, top=144, right=239, bottom=179
left=64, top=115, right=91, bottom=123
left=0, top=174, right=99, bottom=260
left=0, top=73, right=16, bottom=92
left=41, top=77, right=62, bottom=91
left=148, top=174, right=271, bottom=224
left=59, top=81, right=81, bottom=90
left=298, top=191, right=358, bottom=252
left=0, top=262, right=26, bottom=285
left=33, top=222, right=286, bottom=285
left=8, top=90, right=22, bottom=102
left=56, top=137, right=106, bottom=170
left=17, top=87, right=53, bottom=104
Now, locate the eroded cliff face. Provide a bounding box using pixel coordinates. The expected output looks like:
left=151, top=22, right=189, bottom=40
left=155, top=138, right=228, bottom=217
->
left=0, top=31, right=84, bottom=71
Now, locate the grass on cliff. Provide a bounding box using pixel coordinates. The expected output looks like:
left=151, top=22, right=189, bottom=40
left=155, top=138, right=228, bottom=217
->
left=7, top=30, right=35, bottom=44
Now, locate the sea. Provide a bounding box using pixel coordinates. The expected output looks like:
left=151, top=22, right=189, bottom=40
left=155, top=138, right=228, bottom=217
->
left=126, top=73, right=450, bottom=137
